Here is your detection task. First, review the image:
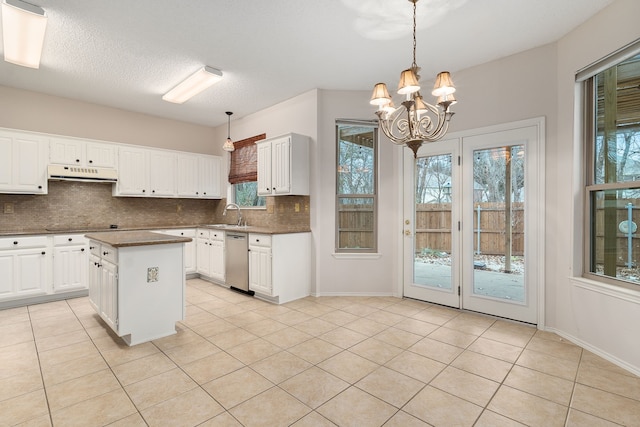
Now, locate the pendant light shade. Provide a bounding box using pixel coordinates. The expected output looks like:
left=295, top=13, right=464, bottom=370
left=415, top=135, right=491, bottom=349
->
left=222, top=111, right=235, bottom=152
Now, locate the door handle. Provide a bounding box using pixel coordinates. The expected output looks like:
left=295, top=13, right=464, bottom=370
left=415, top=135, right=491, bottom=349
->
left=404, top=230, right=411, bottom=236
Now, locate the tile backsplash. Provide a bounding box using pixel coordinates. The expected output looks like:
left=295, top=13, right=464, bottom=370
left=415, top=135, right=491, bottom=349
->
left=0, top=181, right=310, bottom=232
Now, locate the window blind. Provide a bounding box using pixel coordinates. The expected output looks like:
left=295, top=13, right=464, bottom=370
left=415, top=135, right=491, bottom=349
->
left=228, top=133, right=266, bottom=184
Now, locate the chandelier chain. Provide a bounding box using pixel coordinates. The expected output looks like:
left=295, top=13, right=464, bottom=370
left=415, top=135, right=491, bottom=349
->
left=412, top=0, right=417, bottom=70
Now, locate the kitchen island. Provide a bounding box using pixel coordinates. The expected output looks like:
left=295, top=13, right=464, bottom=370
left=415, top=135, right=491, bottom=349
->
left=85, top=230, right=191, bottom=346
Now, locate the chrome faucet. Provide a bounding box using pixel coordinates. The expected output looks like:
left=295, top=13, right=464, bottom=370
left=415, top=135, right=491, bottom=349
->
left=223, top=203, right=243, bottom=226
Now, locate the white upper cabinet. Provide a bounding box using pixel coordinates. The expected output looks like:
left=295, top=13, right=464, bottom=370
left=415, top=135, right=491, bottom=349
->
left=177, top=153, right=199, bottom=197
left=148, top=150, right=177, bottom=197
left=50, top=137, right=116, bottom=168
left=256, top=133, right=309, bottom=196
left=176, top=154, right=222, bottom=199
left=199, top=155, right=222, bottom=199
left=0, top=129, right=48, bottom=194
left=116, top=146, right=149, bottom=196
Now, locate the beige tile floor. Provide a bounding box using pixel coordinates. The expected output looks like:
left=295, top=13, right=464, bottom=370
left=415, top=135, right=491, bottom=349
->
left=1, top=278, right=639, bottom=426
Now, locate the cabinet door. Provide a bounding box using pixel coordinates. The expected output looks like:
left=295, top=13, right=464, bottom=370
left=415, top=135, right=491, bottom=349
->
left=117, top=147, right=148, bottom=195
left=272, top=137, right=291, bottom=194
left=0, top=253, right=15, bottom=297
left=196, top=238, right=211, bottom=276
left=256, top=142, right=273, bottom=196
left=199, top=156, right=221, bottom=199
left=210, top=240, right=225, bottom=282
left=88, top=254, right=101, bottom=311
left=0, top=132, right=48, bottom=194
left=184, top=239, right=196, bottom=274
left=177, top=154, right=199, bottom=197
left=100, top=260, right=118, bottom=331
left=53, top=245, right=88, bottom=292
left=148, top=150, right=176, bottom=197
left=249, top=246, right=272, bottom=295
left=85, top=142, right=116, bottom=168
left=50, top=138, right=84, bottom=165
left=15, top=249, right=47, bottom=296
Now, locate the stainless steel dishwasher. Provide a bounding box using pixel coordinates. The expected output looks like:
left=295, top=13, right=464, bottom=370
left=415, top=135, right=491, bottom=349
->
left=225, top=232, right=252, bottom=295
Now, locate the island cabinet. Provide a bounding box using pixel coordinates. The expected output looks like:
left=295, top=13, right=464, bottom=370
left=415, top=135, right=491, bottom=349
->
left=248, top=232, right=311, bottom=304
left=86, top=231, right=191, bottom=346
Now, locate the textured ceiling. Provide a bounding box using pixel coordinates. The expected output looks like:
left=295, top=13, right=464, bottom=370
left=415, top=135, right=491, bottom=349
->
left=0, top=0, right=615, bottom=128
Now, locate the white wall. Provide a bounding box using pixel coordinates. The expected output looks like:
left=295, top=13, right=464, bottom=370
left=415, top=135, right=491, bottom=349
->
left=552, top=0, right=640, bottom=373
left=0, top=85, right=217, bottom=154
left=315, top=90, right=401, bottom=296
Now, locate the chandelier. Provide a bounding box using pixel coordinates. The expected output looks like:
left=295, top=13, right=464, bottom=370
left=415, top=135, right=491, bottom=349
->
left=370, top=0, right=457, bottom=158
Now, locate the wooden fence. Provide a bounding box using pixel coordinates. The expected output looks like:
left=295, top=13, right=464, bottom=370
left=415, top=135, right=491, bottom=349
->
left=415, top=202, right=524, bottom=256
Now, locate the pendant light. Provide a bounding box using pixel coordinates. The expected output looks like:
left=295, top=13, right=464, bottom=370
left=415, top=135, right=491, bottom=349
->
left=222, top=111, right=235, bottom=152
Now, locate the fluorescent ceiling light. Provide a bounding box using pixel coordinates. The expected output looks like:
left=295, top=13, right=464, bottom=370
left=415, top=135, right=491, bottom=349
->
left=2, top=0, right=47, bottom=69
left=162, top=66, right=223, bottom=104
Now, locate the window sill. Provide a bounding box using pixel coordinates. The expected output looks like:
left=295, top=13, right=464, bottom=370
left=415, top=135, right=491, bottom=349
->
left=332, top=252, right=382, bottom=260
left=569, top=276, right=640, bottom=305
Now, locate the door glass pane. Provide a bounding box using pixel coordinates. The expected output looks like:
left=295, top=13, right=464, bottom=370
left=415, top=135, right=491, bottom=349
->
left=472, top=146, right=525, bottom=302
left=414, top=154, right=453, bottom=289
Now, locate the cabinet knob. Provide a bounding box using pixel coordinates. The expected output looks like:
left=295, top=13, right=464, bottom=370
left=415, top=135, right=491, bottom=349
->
left=90, top=246, right=95, bottom=249
left=89, top=160, right=93, bottom=164
left=152, top=190, right=155, bottom=193
left=81, top=248, right=85, bottom=252
left=203, top=192, right=207, bottom=195
left=196, top=192, right=199, bottom=195
left=68, top=238, right=73, bottom=241
left=38, top=185, right=42, bottom=189
left=142, top=189, right=146, bottom=193
left=41, top=251, right=45, bottom=255
left=13, top=241, right=18, bottom=245
left=75, top=159, right=80, bottom=163
left=103, top=251, right=109, bottom=255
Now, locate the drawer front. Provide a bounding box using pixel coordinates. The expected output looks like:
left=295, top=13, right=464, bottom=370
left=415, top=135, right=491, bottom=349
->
left=249, top=234, right=271, bottom=247
left=100, top=244, right=118, bottom=264
left=89, top=241, right=101, bottom=257
left=160, top=228, right=196, bottom=238
left=0, top=235, right=48, bottom=250
left=53, top=234, right=89, bottom=246
left=196, top=228, right=211, bottom=239
left=210, top=230, right=224, bottom=241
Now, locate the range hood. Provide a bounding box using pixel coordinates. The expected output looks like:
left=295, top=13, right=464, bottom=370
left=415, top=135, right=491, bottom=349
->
left=47, top=164, right=118, bottom=183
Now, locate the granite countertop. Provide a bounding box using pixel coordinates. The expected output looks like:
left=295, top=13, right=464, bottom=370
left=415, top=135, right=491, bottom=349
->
left=85, top=230, right=192, bottom=248
left=0, top=224, right=311, bottom=237
left=200, top=224, right=310, bottom=235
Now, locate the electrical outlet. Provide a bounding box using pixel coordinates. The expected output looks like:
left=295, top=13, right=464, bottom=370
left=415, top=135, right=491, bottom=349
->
left=3, top=203, right=14, bottom=214
left=294, top=203, right=300, bottom=212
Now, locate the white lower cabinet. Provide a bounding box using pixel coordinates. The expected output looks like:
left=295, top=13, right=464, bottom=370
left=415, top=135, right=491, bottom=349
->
left=0, top=236, right=49, bottom=301
left=87, top=237, right=185, bottom=345
left=196, top=228, right=225, bottom=283
left=248, top=232, right=310, bottom=304
left=89, top=242, right=119, bottom=331
left=53, top=234, right=89, bottom=293
left=158, top=229, right=196, bottom=274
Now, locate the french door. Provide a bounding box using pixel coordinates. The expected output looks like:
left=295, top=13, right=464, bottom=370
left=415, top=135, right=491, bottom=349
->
left=403, top=119, right=544, bottom=324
